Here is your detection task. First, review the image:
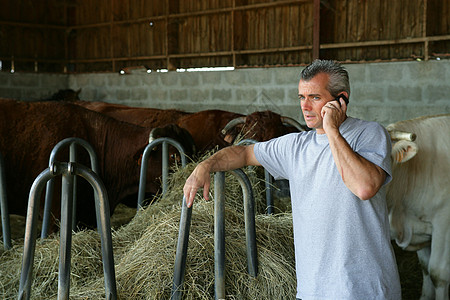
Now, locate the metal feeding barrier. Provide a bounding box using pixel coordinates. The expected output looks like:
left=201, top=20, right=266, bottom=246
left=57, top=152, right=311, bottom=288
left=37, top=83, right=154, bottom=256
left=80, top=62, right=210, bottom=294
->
left=18, top=162, right=116, bottom=300
left=171, top=169, right=258, bottom=300
left=41, top=137, right=99, bottom=239
left=237, top=138, right=274, bottom=214
left=137, top=137, right=187, bottom=210
left=0, top=152, right=11, bottom=250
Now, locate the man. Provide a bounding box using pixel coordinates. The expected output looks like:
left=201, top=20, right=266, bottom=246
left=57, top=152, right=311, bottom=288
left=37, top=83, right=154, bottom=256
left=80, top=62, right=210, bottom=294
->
left=183, top=60, right=401, bottom=299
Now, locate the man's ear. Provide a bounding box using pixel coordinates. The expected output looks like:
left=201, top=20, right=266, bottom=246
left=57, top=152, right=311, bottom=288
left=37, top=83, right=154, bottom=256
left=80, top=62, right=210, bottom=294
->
left=391, top=140, right=418, bottom=164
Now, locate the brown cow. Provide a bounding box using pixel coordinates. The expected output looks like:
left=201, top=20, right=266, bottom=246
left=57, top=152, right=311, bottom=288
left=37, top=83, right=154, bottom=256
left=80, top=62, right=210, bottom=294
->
left=174, top=109, right=307, bottom=154
left=73, top=100, right=189, bottom=129
left=0, top=98, right=195, bottom=229
left=175, top=109, right=244, bottom=153
left=220, top=110, right=307, bottom=143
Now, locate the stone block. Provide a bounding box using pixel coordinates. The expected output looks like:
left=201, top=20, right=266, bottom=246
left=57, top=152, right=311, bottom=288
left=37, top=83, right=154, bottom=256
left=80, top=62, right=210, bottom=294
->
left=387, top=85, right=422, bottom=103
left=170, top=89, right=188, bottom=101
left=40, top=74, right=67, bottom=88
left=190, top=89, right=210, bottom=102
left=131, top=88, right=148, bottom=100
left=351, top=85, right=384, bottom=103
left=246, top=68, right=272, bottom=85
left=408, top=61, right=446, bottom=82
left=224, top=71, right=247, bottom=86
left=212, top=88, right=232, bottom=102
left=160, top=72, right=180, bottom=86
left=346, top=64, right=367, bottom=83
left=180, top=73, right=200, bottom=86
left=10, top=73, right=40, bottom=87
left=235, top=88, right=258, bottom=102
left=200, top=71, right=222, bottom=84
left=116, top=89, right=131, bottom=101
left=424, top=84, right=450, bottom=103
left=367, top=62, right=404, bottom=83
left=273, top=67, right=301, bottom=85
left=150, top=89, right=168, bottom=101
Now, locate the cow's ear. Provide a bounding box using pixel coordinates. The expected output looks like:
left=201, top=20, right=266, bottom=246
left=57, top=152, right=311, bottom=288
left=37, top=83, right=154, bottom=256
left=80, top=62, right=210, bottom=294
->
left=391, top=140, right=418, bottom=163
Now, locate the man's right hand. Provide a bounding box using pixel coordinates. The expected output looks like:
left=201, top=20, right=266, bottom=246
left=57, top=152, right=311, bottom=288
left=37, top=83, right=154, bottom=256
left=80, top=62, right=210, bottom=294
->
left=183, top=162, right=212, bottom=208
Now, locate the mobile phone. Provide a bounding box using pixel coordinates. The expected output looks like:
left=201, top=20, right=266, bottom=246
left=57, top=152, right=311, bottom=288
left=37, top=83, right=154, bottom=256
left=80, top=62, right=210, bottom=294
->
left=334, top=94, right=349, bottom=106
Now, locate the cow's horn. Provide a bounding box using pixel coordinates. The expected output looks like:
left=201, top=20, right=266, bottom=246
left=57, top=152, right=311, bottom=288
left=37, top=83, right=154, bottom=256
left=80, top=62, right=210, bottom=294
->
left=221, top=116, right=247, bottom=135
left=280, top=116, right=307, bottom=132
left=387, top=129, right=417, bottom=141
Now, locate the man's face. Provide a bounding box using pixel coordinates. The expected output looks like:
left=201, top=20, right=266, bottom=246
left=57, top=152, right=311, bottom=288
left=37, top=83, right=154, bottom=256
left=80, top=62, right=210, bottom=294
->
left=298, top=73, right=333, bottom=134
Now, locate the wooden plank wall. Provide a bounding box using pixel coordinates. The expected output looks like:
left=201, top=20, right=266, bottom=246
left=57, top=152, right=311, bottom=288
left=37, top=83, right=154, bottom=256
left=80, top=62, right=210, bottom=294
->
left=0, top=0, right=449, bottom=73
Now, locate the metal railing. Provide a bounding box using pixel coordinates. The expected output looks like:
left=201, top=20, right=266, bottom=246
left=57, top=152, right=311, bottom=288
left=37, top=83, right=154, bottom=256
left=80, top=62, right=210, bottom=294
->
left=171, top=169, right=258, bottom=300
left=237, top=139, right=274, bottom=214
left=18, top=162, right=116, bottom=300
left=41, top=137, right=99, bottom=239
left=0, top=152, right=11, bottom=250
left=137, top=137, right=187, bottom=209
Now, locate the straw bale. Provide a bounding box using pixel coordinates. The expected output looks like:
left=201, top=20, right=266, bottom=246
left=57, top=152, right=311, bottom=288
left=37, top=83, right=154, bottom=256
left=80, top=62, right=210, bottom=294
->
left=0, top=156, right=296, bottom=299
left=0, top=152, right=423, bottom=299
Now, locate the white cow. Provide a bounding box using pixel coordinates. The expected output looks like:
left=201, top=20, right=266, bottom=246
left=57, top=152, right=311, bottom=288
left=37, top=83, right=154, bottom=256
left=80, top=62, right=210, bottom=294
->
left=387, top=114, right=450, bottom=300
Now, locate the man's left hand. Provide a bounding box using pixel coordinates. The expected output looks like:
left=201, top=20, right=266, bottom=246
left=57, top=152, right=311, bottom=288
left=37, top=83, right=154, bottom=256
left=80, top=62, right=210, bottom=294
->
left=321, top=97, right=347, bottom=135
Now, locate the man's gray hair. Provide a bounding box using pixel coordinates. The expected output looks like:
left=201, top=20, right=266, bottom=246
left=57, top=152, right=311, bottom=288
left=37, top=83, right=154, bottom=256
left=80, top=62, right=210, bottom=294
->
left=300, top=59, right=350, bottom=99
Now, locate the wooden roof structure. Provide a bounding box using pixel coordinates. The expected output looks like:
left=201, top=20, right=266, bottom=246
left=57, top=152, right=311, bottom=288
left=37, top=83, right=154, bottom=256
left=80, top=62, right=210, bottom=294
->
left=0, top=0, right=449, bottom=73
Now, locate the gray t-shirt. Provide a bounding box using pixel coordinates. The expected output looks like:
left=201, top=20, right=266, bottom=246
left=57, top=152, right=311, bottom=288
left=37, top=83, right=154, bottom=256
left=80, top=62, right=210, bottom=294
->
left=254, top=117, right=401, bottom=300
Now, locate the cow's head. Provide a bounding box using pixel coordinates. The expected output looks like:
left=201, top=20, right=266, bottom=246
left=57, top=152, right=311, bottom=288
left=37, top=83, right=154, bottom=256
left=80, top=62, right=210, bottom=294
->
left=221, top=111, right=307, bottom=143
left=387, top=127, right=419, bottom=247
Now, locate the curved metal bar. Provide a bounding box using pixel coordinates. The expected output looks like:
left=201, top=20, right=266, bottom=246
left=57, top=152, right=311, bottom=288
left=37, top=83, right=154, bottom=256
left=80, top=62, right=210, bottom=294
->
left=280, top=116, right=308, bottom=132
left=229, top=169, right=258, bottom=277
left=75, top=163, right=117, bottom=300
left=237, top=139, right=273, bottom=215
left=0, top=152, right=11, bottom=250
left=170, top=196, right=192, bottom=300
left=19, top=166, right=57, bottom=300
left=137, top=137, right=187, bottom=209
left=41, top=137, right=99, bottom=239
left=220, top=116, right=247, bottom=135
left=171, top=168, right=258, bottom=300
left=18, top=162, right=116, bottom=300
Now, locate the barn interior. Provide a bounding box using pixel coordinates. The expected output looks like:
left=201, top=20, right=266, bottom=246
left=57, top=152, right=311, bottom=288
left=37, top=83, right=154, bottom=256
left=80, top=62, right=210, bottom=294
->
left=1, top=0, right=449, bottom=299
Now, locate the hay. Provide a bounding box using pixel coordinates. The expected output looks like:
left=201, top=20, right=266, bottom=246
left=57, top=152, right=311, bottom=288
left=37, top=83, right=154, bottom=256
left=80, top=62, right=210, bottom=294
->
left=0, top=150, right=424, bottom=299
left=0, top=154, right=296, bottom=299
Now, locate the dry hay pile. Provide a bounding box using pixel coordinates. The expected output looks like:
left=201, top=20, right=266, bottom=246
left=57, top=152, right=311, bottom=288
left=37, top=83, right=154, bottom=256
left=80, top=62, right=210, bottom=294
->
left=0, top=158, right=296, bottom=299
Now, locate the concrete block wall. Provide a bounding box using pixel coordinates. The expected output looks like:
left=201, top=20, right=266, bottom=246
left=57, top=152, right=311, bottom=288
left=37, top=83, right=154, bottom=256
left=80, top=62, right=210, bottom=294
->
left=1, top=60, right=449, bottom=127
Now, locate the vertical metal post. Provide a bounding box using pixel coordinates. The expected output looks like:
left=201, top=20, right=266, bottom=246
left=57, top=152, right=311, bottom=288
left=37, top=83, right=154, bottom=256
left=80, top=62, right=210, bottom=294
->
left=162, top=141, right=169, bottom=195
left=171, top=197, right=192, bottom=300
left=0, top=152, right=11, bottom=250
left=264, top=170, right=273, bottom=215
left=58, top=168, right=74, bottom=300
left=69, top=143, right=77, bottom=231
left=214, top=172, right=226, bottom=300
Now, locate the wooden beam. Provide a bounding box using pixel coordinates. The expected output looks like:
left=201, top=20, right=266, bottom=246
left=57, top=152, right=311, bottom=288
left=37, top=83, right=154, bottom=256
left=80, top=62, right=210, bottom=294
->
left=65, top=0, right=313, bottom=30
left=312, top=0, right=320, bottom=60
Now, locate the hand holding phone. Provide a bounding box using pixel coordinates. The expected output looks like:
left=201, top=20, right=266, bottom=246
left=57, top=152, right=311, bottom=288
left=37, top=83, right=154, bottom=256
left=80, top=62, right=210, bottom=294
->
left=334, top=94, right=349, bottom=106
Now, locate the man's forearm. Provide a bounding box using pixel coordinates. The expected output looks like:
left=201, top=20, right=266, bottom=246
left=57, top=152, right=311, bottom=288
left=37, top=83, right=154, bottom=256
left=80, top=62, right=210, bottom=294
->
left=200, top=145, right=257, bottom=173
